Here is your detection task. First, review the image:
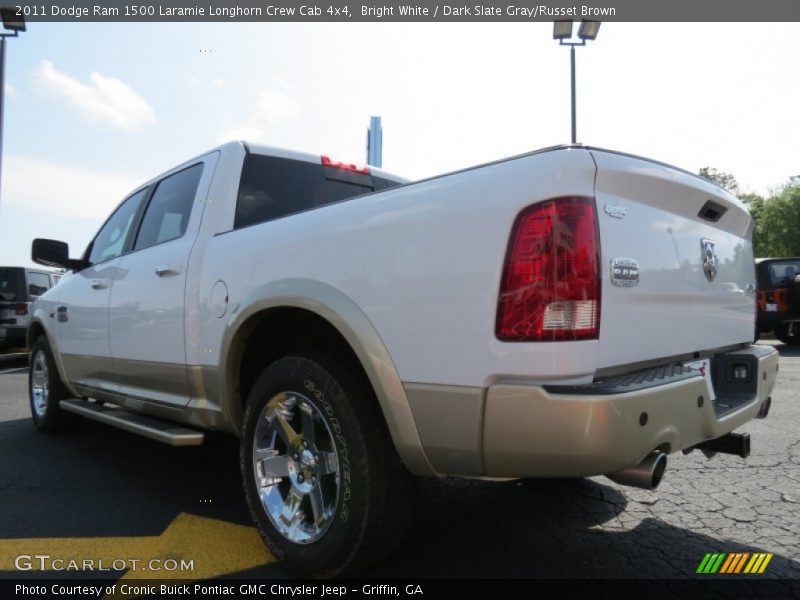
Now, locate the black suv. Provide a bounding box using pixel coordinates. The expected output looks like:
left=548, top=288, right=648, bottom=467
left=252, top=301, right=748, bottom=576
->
left=756, top=257, right=800, bottom=345
left=0, top=267, right=61, bottom=352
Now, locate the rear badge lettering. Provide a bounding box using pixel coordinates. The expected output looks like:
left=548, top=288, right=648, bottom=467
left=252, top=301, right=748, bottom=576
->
left=610, top=258, right=639, bottom=287
left=604, top=204, right=627, bottom=219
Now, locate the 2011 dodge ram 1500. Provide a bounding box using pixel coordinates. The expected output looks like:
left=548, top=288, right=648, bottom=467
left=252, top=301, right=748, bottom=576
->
left=27, top=142, right=778, bottom=575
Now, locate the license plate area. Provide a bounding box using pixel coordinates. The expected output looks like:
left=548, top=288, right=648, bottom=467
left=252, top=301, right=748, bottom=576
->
left=684, top=358, right=716, bottom=401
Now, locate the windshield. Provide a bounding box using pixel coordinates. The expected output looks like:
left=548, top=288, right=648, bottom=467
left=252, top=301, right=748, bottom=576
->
left=0, top=268, right=23, bottom=301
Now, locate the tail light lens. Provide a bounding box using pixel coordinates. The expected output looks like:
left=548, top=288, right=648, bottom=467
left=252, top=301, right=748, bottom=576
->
left=14, top=303, right=28, bottom=316
left=496, top=197, right=600, bottom=341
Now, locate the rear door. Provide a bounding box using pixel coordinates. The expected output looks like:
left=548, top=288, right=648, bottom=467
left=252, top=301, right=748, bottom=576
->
left=108, top=154, right=217, bottom=408
left=591, top=149, right=756, bottom=369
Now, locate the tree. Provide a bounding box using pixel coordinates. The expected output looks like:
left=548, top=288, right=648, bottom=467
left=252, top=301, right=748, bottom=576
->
left=756, top=183, right=800, bottom=257
left=699, top=167, right=740, bottom=194
left=696, top=168, right=800, bottom=258
left=740, top=192, right=767, bottom=256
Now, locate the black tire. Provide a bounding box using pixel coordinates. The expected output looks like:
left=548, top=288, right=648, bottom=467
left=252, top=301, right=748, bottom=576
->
left=240, top=353, right=416, bottom=577
left=774, top=322, right=800, bottom=346
left=29, top=336, right=78, bottom=432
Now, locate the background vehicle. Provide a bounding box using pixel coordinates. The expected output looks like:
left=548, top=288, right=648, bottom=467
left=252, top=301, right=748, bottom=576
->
left=755, top=257, right=800, bottom=345
left=0, top=267, right=60, bottom=352
left=25, top=142, right=778, bottom=576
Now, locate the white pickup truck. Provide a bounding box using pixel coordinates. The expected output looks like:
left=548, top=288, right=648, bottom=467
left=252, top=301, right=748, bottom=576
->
left=28, top=142, right=778, bottom=575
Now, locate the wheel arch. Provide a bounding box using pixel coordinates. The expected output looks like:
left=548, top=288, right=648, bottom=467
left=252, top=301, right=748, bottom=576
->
left=220, top=278, right=435, bottom=476
left=26, top=313, right=81, bottom=398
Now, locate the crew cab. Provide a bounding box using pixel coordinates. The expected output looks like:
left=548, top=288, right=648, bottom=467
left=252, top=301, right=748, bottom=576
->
left=26, top=142, right=778, bottom=576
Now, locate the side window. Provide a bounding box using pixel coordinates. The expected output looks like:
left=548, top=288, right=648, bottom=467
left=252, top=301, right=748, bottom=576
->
left=134, top=164, right=203, bottom=251
left=88, top=188, right=148, bottom=265
left=27, top=272, right=51, bottom=297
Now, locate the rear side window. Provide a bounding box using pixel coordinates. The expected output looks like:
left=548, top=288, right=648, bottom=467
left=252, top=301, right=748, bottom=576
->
left=0, top=268, right=23, bottom=301
left=234, top=154, right=401, bottom=229
left=134, top=164, right=204, bottom=251
left=27, top=272, right=51, bottom=297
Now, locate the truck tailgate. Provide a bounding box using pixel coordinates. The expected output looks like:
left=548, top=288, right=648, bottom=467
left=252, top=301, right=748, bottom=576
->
left=591, top=149, right=755, bottom=369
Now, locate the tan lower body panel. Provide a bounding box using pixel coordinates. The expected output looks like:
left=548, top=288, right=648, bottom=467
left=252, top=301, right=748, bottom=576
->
left=407, top=349, right=779, bottom=479
left=483, top=350, right=778, bottom=478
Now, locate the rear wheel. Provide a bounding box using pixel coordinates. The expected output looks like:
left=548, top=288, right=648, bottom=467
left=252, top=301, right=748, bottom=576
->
left=775, top=322, right=800, bottom=346
left=240, top=353, right=416, bottom=577
left=29, top=336, right=78, bottom=432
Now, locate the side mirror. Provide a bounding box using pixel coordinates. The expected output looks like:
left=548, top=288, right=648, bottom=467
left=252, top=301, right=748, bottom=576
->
left=32, top=238, right=84, bottom=271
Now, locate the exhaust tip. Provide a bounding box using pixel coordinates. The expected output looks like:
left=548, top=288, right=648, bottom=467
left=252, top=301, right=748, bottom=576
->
left=607, top=451, right=668, bottom=490
left=650, top=453, right=667, bottom=489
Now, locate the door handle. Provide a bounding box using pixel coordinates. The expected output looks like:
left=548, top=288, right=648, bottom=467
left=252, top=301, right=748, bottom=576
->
left=90, top=280, right=107, bottom=290
left=155, top=264, right=181, bottom=277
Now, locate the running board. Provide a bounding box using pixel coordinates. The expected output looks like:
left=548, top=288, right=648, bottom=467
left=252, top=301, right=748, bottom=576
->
left=59, top=399, right=204, bottom=446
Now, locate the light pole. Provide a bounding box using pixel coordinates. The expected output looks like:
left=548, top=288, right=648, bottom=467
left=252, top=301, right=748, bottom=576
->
left=553, top=20, right=600, bottom=144
left=366, top=116, right=382, bottom=167
left=0, top=7, right=25, bottom=209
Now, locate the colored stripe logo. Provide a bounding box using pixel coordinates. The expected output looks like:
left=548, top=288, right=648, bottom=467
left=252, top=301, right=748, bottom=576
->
left=697, top=552, right=773, bottom=574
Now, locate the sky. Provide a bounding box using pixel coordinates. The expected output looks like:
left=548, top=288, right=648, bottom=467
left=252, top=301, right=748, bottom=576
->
left=0, top=21, right=798, bottom=267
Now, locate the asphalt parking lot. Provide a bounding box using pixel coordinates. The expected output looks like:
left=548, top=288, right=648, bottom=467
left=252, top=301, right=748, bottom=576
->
left=0, top=343, right=798, bottom=583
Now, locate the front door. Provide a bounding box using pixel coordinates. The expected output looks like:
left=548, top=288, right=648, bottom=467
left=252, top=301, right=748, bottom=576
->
left=55, top=188, right=149, bottom=392
left=108, top=161, right=211, bottom=407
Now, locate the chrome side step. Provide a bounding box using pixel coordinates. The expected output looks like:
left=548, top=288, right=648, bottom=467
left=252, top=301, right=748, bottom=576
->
left=59, top=399, right=204, bottom=446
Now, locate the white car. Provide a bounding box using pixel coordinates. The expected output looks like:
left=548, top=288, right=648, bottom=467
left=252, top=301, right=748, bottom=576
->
left=26, top=142, right=778, bottom=575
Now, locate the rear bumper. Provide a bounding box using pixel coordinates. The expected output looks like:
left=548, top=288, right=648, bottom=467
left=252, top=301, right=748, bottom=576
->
left=481, top=345, right=779, bottom=478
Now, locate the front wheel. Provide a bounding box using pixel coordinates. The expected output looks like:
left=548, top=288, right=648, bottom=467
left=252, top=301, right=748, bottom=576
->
left=29, top=336, right=78, bottom=432
left=775, top=322, right=800, bottom=346
left=240, top=353, right=416, bottom=577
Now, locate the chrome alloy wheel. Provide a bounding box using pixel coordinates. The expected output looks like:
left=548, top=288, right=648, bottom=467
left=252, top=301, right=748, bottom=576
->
left=252, top=391, right=341, bottom=544
left=31, top=350, right=49, bottom=418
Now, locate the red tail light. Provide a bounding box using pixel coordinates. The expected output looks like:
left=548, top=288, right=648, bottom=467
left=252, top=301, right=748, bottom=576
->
left=321, top=155, right=370, bottom=175
left=14, top=303, right=28, bottom=316
left=496, top=197, right=600, bottom=341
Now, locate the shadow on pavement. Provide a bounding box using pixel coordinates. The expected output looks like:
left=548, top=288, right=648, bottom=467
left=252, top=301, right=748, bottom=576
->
left=774, top=343, right=800, bottom=358
left=0, top=416, right=798, bottom=581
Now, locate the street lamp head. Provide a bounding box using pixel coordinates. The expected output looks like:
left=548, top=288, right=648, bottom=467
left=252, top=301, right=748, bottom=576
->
left=578, top=20, right=601, bottom=41
left=1, top=7, right=25, bottom=32
left=553, top=20, right=573, bottom=40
